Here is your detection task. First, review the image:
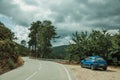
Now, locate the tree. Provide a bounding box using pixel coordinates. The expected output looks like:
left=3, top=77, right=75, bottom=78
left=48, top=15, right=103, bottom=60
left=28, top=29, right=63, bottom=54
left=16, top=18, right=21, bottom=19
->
left=21, top=40, right=26, bottom=47
left=66, top=30, right=113, bottom=63
left=72, top=31, right=89, bottom=58
left=37, top=20, right=57, bottom=58
left=111, top=29, right=120, bottom=56
left=28, top=21, right=41, bottom=52
left=89, top=30, right=112, bottom=59
left=28, top=20, right=57, bottom=58
left=66, top=31, right=89, bottom=63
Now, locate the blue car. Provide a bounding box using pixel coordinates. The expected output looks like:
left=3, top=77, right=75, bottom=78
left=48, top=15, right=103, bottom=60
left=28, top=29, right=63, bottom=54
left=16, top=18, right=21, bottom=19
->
left=81, top=56, right=107, bottom=70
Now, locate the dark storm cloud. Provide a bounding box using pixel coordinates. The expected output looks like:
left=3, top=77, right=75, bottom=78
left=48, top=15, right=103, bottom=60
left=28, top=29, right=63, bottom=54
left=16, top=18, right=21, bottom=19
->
left=89, top=23, right=120, bottom=30
left=0, top=0, right=34, bottom=26
left=50, top=0, right=120, bottom=30
left=49, top=0, right=85, bottom=23
left=0, top=0, right=120, bottom=46
left=85, top=0, right=120, bottom=20
left=0, top=0, right=20, bottom=24
left=0, top=0, right=120, bottom=29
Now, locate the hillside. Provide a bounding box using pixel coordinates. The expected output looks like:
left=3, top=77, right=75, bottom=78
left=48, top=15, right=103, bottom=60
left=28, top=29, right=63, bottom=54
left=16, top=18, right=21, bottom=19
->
left=51, top=45, right=68, bottom=59
left=0, top=22, right=24, bottom=74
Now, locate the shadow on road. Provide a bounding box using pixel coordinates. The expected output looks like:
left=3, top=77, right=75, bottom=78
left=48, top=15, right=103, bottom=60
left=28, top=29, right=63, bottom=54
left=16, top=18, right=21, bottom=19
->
left=93, top=69, right=116, bottom=72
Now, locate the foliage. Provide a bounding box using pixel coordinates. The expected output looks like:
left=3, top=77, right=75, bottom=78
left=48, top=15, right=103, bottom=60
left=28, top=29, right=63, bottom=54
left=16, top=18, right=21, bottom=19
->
left=66, top=29, right=120, bottom=63
left=8, top=59, right=15, bottom=69
left=28, top=20, right=57, bottom=58
left=17, top=43, right=30, bottom=56
left=50, top=45, right=67, bottom=59
left=0, top=22, right=21, bottom=72
left=0, top=22, right=19, bottom=56
left=0, top=40, right=17, bottom=55
left=0, top=22, right=14, bottom=40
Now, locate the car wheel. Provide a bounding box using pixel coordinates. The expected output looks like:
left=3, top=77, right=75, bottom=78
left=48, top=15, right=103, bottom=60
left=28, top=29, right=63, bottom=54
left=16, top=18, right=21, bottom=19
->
left=91, top=65, right=95, bottom=70
left=103, top=67, right=107, bottom=71
left=81, top=63, right=84, bottom=68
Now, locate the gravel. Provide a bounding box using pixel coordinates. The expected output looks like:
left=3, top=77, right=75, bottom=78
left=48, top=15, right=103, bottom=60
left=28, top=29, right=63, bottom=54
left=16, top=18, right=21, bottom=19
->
left=66, top=65, right=120, bottom=80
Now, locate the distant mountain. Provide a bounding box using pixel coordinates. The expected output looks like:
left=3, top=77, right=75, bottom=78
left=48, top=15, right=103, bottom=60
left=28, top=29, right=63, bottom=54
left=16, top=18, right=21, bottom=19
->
left=51, top=45, right=68, bottom=59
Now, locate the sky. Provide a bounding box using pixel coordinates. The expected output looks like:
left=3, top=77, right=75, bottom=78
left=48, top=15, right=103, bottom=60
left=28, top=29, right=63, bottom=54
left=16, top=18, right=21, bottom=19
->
left=0, top=0, right=120, bottom=46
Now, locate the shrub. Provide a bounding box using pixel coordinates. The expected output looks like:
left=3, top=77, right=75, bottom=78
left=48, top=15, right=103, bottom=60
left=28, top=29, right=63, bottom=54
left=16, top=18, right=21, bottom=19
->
left=8, top=59, right=15, bottom=69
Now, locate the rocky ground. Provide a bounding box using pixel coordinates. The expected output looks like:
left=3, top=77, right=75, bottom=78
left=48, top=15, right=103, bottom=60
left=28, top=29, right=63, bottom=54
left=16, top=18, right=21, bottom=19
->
left=66, top=64, right=120, bottom=80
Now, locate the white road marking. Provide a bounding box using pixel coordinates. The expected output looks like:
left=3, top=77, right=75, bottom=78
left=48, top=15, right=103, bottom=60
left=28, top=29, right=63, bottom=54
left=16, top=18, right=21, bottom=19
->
left=60, top=64, right=72, bottom=80
left=25, top=71, right=38, bottom=80
left=25, top=62, right=42, bottom=80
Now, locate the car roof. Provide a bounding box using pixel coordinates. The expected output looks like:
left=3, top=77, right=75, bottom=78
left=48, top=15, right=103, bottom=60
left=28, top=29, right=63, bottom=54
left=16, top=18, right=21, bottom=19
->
left=89, top=56, right=101, bottom=59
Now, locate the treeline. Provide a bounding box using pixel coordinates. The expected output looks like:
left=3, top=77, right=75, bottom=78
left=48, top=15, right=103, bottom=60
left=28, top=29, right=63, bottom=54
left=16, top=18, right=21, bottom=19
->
left=66, top=30, right=120, bottom=64
left=28, top=20, right=57, bottom=58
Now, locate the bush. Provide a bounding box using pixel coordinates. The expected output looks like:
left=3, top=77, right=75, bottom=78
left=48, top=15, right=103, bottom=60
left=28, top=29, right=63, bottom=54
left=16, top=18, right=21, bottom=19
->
left=8, top=59, right=15, bottom=69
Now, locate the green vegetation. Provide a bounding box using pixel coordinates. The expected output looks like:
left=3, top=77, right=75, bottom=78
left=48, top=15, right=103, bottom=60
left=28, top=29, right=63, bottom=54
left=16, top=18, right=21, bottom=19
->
left=17, top=43, right=30, bottom=56
left=0, top=22, right=24, bottom=74
left=8, top=58, right=15, bottom=69
left=1, top=19, right=120, bottom=69
left=28, top=20, right=57, bottom=58
left=66, top=30, right=120, bottom=64
left=50, top=45, right=67, bottom=59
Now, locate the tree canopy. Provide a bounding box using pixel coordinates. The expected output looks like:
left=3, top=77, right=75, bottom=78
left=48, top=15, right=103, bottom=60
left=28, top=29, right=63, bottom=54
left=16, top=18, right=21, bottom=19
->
left=66, top=29, right=120, bottom=63
left=28, top=20, right=57, bottom=58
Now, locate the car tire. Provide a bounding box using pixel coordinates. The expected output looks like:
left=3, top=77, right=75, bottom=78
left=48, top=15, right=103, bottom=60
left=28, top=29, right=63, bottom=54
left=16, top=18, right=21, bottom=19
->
left=91, top=65, right=95, bottom=70
left=81, top=63, right=84, bottom=68
left=103, top=67, right=107, bottom=71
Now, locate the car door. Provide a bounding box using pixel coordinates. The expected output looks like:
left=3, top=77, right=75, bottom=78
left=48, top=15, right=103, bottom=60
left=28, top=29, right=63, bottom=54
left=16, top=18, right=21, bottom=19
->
left=84, top=57, right=92, bottom=67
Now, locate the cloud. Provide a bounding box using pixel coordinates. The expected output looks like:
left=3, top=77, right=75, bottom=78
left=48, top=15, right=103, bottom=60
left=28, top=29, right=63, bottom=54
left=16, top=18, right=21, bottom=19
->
left=0, top=0, right=120, bottom=46
left=0, top=14, right=13, bottom=27
left=0, top=14, right=29, bottom=44
left=13, top=25, right=30, bottom=44
left=107, top=29, right=119, bottom=35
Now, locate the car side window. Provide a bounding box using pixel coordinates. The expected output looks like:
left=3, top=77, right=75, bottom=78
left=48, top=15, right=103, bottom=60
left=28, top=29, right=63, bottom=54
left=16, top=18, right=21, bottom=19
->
left=85, top=57, right=89, bottom=60
left=88, top=57, right=93, bottom=61
left=85, top=57, right=92, bottom=61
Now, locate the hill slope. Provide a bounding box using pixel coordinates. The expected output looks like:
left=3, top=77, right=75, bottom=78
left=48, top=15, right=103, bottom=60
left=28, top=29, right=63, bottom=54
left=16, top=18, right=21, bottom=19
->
left=51, top=45, right=68, bottom=59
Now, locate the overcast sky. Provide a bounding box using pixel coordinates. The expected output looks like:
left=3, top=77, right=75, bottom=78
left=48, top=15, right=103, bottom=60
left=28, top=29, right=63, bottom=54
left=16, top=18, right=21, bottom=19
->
left=0, top=0, right=120, bottom=46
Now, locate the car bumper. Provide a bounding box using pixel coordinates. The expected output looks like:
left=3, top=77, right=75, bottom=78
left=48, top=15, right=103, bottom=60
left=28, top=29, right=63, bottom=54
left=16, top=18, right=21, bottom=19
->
left=94, top=64, right=107, bottom=68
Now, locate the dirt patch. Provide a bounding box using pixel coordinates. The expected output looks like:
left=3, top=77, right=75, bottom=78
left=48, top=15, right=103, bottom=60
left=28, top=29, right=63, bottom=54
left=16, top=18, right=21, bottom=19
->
left=66, top=64, right=120, bottom=80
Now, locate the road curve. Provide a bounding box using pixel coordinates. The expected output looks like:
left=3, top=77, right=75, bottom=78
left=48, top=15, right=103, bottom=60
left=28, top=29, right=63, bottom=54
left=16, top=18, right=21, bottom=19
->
left=0, top=57, right=75, bottom=80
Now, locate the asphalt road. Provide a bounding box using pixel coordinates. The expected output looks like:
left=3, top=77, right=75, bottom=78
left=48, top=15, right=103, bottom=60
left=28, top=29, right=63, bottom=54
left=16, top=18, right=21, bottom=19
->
left=0, top=57, right=75, bottom=80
